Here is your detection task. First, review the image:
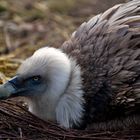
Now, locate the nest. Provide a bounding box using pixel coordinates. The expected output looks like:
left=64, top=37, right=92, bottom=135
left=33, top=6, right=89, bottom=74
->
left=0, top=100, right=139, bottom=140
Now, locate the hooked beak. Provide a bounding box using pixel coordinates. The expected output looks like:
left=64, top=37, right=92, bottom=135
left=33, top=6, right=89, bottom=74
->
left=0, top=76, right=26, bottom=100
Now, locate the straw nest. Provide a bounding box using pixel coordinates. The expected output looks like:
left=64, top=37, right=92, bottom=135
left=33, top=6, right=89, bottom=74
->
left=0, top=100, right=139, bottom=140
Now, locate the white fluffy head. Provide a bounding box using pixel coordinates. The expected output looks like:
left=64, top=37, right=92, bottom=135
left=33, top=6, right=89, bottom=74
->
left=18, top=47, right=71, bottom=97
left=17, top=47, right=84, bottom=128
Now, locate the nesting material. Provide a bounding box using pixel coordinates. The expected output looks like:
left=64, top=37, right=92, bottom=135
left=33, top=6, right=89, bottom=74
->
left=0, top=100, right=139, bottom=140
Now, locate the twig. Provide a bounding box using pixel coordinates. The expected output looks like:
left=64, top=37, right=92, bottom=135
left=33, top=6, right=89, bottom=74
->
left=3, top=26, right=13, bottom=52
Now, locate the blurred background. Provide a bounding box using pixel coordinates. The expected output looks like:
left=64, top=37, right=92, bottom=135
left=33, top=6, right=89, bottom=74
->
left=0, top=0, right=128, bottom=82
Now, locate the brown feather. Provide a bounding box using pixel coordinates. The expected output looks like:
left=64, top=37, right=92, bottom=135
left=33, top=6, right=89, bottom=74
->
left=62, top=0, right=140, bottom=130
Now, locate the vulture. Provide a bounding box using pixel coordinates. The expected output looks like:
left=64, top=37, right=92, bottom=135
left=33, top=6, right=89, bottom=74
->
left=0, top=0, right=140, bottom=130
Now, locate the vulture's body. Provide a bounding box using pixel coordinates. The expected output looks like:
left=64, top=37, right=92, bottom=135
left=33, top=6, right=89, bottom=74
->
left=0, top=0, right=140, bottom=130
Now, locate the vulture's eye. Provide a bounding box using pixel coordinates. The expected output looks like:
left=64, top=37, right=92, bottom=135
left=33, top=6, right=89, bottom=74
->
left=32, top=76, right=41, bottom=81
left=24, top=76, right=42, bottom=87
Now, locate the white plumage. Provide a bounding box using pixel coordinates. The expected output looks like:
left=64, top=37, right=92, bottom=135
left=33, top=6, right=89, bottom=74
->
left=20, top=47, right=84, bottom=128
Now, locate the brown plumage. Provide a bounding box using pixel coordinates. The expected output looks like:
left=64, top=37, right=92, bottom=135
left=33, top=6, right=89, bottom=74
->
left=62, top=0, right=140, bottom=130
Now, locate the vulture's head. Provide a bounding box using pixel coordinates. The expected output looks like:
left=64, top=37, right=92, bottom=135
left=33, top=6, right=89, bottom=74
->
left=0, top=47, right=84, bottom=128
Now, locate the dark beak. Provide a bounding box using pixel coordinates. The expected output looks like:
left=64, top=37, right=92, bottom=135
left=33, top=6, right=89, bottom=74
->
left=0, top=76, right=25, bottom=99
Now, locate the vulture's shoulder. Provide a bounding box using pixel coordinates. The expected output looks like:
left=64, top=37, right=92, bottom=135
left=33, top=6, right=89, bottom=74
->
left=62, top=0, right=140, bottom=55
left=61, top=0, right=140, bottom=111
